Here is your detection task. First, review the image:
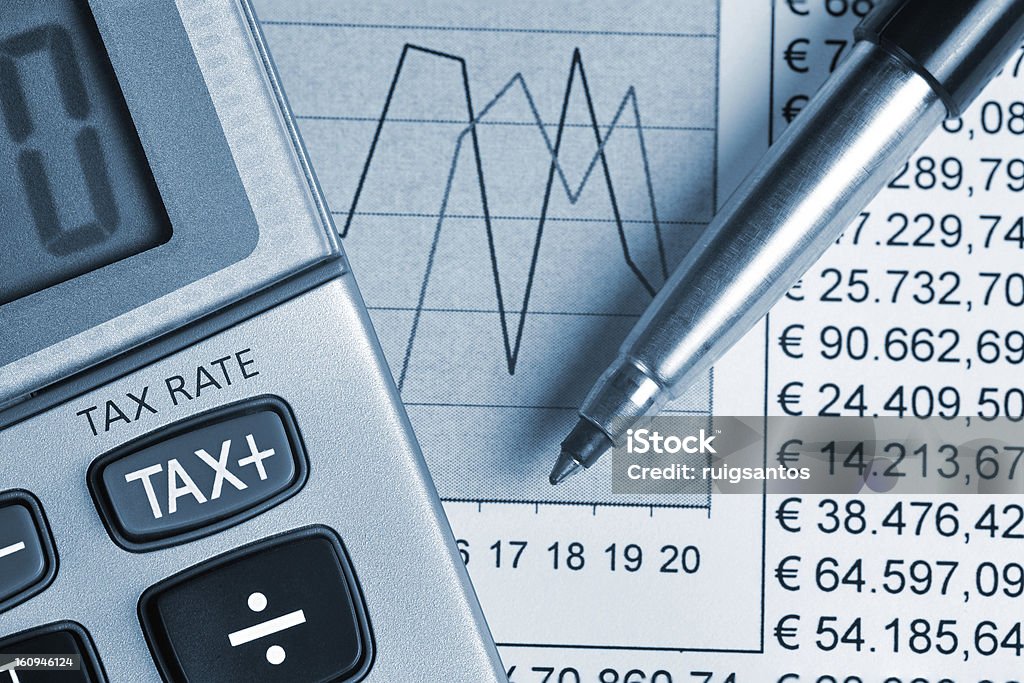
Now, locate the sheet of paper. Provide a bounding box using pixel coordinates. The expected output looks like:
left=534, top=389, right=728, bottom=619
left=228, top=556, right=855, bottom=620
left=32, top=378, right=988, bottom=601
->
left=254, top=0, right=1024, bottom=678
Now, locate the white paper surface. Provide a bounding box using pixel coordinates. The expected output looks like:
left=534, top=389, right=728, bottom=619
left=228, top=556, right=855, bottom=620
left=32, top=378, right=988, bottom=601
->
left=255, top=1, right=1024, bottom=678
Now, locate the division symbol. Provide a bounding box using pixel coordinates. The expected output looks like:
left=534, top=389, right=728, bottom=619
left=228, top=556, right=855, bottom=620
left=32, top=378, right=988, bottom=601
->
left=227, top=591, right=307, bottom=665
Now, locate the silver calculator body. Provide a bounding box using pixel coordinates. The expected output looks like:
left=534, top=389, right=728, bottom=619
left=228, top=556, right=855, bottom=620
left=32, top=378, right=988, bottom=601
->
left=0, top=0, right=504, bottom=680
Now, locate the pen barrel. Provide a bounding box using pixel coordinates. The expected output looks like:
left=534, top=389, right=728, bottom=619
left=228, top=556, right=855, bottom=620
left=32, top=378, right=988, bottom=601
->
left=857, top=0, right=1024, bottom=118
left=582, top=41, right=944, bottom=443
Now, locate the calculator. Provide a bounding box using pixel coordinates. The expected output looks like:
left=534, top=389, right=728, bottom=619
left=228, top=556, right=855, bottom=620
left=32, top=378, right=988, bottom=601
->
left=0, top=0, right=505, bottom=681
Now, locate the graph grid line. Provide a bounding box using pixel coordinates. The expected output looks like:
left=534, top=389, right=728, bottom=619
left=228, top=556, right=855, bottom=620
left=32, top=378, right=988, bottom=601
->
left=259, top=13, right=720, bottom=508
left=344, top=44, right=683, bottom=383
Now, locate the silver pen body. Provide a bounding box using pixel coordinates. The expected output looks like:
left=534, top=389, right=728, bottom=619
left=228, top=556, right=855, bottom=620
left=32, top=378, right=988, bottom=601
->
left=579, top=42, right=946, bottom=452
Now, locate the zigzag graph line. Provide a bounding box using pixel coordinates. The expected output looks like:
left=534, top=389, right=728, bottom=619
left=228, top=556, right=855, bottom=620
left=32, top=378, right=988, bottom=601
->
left=342, top=44, right=683, bottom=387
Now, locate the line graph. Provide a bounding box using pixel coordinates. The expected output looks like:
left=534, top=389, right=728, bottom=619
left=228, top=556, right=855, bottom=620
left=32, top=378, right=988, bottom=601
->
left=345, top=45, right=672, bottom=382
left=254, top=2, right=772, bottom=656
left=259, top=16, right=719, bottom=505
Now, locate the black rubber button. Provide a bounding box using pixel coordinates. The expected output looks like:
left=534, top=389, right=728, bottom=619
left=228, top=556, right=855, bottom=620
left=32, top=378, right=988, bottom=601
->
left=139, top=527, right=372, bottom=683
left=0, top=491, right=56, bottom=614
left=0, top=622, right=105, bottom=682
left=89, top=398, right=307, bottom=552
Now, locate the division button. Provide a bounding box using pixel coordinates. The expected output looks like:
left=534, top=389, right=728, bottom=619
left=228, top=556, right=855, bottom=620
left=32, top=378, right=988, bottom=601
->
left=0, top=622, right=106, bottom=682
left=89, top=398, right=307, bottom=551
left=0, top=491, right=57, bottom=615
left=139, top=527, right=372, bottom=683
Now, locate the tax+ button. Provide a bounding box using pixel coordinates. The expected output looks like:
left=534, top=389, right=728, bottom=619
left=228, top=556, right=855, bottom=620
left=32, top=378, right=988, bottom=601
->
left=139, top=527, right=372, bottom=683
left=89, top=398, right=307, bottom=551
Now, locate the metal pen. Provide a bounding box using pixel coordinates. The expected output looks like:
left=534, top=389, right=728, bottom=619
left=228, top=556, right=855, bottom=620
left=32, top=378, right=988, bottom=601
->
left=550, top=0, right=1024, bottom=484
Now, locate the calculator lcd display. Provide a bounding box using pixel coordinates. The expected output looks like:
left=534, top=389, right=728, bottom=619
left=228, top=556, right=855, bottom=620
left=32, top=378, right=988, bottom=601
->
left=0, top=0, right=171, bottom=306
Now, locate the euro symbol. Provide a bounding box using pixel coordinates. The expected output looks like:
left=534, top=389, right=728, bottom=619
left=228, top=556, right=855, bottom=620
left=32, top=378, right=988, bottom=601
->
left=774, top=614, right=801, bottom=650
left=776, top=496, right=802, bottom=532
left=775, top=555, right=801, bottom=591
left=784, top=39, right=810, bottom=73
left=777, top=438, right=803, bottom=466
left=785, top=0, right=809, bottom=15
left=777, top=381, right=804, bottom=416
left=779, top=324, right=805, bottom=358
left=783, top=95, right=808, bottom=123
left=785, top=278, right=804, bottom=301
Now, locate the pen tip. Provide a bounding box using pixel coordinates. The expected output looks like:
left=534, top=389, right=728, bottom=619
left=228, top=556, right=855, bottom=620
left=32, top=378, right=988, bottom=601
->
left=548, top=417, right=614, bottom=485
left=549, top=452, right=582, bottom=485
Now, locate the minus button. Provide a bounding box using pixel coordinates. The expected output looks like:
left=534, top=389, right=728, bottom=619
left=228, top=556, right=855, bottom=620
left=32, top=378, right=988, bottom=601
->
left=0, top=491, right=57, bottom=614
left=0, top=543, right=26, bottom=560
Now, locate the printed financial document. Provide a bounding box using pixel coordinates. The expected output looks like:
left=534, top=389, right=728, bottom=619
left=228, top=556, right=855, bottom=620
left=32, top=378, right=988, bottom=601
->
left=254, top=0, right=1024, bottom=679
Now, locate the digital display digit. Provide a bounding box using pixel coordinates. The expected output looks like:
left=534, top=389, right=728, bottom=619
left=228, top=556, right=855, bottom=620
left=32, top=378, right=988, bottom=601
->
left=0, top=0, right=171, bottom=306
